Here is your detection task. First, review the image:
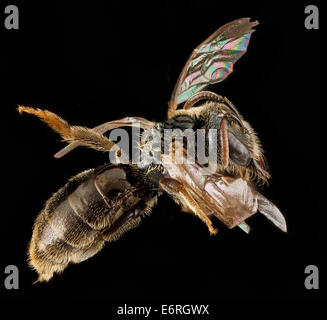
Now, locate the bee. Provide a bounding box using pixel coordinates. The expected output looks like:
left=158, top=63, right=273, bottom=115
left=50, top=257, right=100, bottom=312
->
left=18, top=18, right=286, bottom=283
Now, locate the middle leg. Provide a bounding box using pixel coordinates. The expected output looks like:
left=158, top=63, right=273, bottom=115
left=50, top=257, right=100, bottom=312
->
left=159, top=177, right=218, bottom=235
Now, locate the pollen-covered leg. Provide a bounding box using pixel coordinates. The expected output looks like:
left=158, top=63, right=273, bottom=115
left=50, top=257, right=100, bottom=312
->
left=17, top=106, right=115, bottom=153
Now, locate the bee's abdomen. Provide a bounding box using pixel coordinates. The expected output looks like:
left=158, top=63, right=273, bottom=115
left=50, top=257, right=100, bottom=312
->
left=29, top=208, right=106, bottom=282
left=28, top=165, right=153, bottom=282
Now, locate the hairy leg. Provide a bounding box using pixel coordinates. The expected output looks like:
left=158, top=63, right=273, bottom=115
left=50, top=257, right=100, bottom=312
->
left=18, top=106, right=155, bottom=159
left=18, top=106, right=115, bottom=152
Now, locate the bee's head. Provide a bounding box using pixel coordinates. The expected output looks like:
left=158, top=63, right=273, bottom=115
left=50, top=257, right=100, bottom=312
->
left=200, top=100, right=270, bottom=185
left=221, top=112, right=270, bottom=185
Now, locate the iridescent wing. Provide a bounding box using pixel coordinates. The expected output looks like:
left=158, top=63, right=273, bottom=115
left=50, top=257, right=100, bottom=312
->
left=168, top=18, right=258, bottom=117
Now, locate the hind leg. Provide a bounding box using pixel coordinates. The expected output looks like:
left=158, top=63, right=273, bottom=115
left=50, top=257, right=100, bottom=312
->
left=18, top=106, right=115, bottom=153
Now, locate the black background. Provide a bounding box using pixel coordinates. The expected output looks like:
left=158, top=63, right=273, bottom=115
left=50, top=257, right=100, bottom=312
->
left=0, top=0, right=325, bottom=308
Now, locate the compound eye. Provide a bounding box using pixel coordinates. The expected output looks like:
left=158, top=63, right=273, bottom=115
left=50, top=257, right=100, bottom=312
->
left=227, top=131, right=251, bottom=166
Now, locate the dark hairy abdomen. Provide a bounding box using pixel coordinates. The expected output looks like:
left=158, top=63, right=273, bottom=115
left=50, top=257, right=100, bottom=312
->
left=29, top=164, right=158, bottom=282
